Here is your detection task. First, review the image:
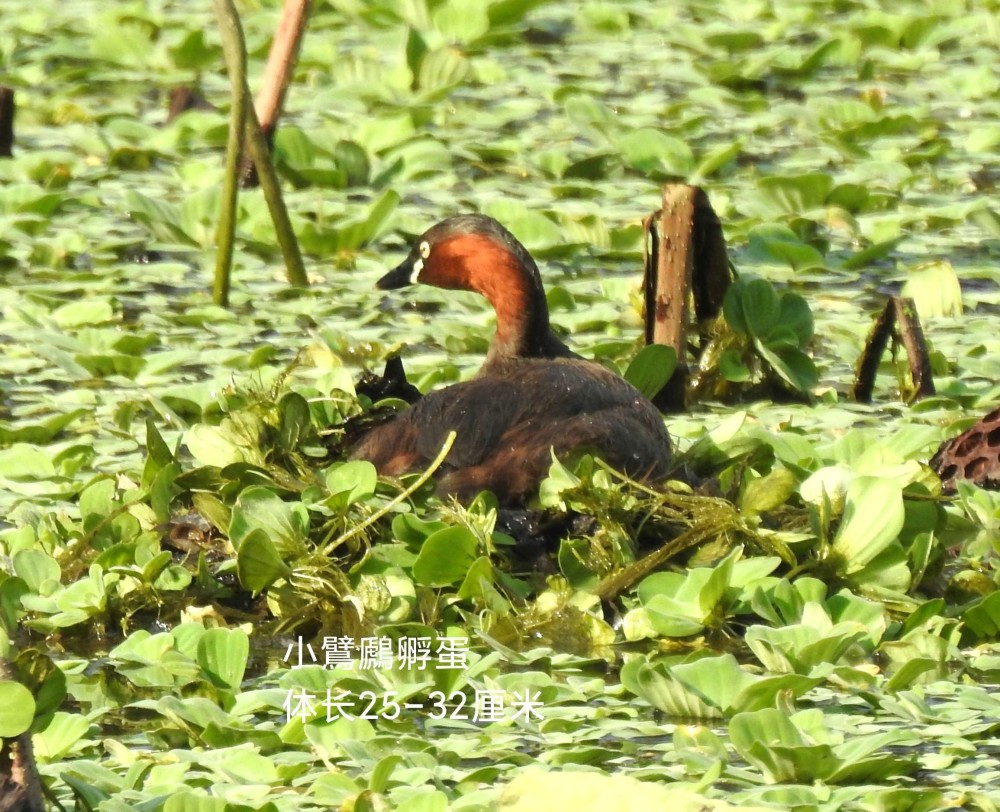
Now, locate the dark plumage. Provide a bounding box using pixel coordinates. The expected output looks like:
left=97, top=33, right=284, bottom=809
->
left=351, top=214, right=671, bottom=504
left=352, top=358, right=671, bottom=503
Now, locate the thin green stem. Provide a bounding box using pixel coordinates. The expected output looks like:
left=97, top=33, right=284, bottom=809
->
left=243, top=102, right=309, bottom=287
left=214, top=0, right=308, bottom=291
left=213, top=0, right=248, bottom=306
left=320, top=431, right=456, bottom=557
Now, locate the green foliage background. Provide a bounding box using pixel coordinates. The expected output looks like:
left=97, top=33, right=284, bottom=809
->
left=2, top=0, right=1000, bottom=810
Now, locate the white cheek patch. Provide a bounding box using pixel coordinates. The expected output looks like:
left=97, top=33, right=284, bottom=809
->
left=410, top=257, right=423, bottom=283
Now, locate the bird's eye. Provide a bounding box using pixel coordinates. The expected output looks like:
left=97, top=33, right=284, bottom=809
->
left=418, top=240, right=431, bottom=259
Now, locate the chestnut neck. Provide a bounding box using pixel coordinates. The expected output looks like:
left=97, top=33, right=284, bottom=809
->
left=478, top=247, right=553, bottom=362
left=430, top=231, right=575, bottom=370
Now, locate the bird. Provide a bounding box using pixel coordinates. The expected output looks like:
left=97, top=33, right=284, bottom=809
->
left=351, top=214, right=671, bottom=505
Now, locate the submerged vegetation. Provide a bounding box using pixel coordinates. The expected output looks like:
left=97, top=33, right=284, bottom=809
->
left=2, top=0, right=1000, bottom=809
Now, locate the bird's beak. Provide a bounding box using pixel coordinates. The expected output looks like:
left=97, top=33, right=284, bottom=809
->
left=376, top=254, right=419, bottom=290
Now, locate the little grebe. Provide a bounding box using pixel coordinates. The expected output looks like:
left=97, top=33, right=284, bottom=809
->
left=351, top=214, right=671, bottom=504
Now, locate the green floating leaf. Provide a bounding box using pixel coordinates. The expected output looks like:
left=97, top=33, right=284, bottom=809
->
left=487, top=0, right=551, bottom=28
left=197, top=627, right=249, bottom=691
left=0, top=681, right=35, bottom=737
left=12, top=550, right=61, bottom=592
left=178, top=186, right=220, bottom=248
left=60, top=772, right=110, bottom=808
left=481, top=201, right=563, bottom=252
left=497, top=769, right=749, bottom=812
left=564, top=153, right=616, bottom=180
left=392, top=514, right=449, bottom=546
left=184, top=423, right=251, bottom=468
left=730, top=707, right=917, bottom=785
left=278, top=392, right=312, bottom=452
left=50, top=298, right=115, bottom=328
left=623, top=651, right=822, bottom=720
left=149, top=467, right=180, bottom=528
left=778, top=292, right=814, bottom=344
left=0, top=408, right=88, bottom=445
left=236, top=528, right=293, bottom=594
left=615, top=128, right=695, bottom=178
left=168, top=29, right=220, bottom=71
left=417, top=46, right=470, bottom=97
left=326, top=460, right=378, bottom=508
left=275, top=125, right=320, bottom=171
left=0, top=444, right=58, bottom=480
left=741, top=278, right=781, bottom=337
left=538, top=453, right=583, bottom=509
left=369, top=754, right=404, bottom=795
left=745, top=223, right=825, bottom=271
left=75, top=351, right=145, bottom=380
left=741, top=468, right=797, bottom=515
left=557, top=212, right=610, bottom=248
left=79, top=477, right=115, bottom=527
left=692, top=140, right=743, bottom=181
left=645, top=550, right=740, bottom=634
left=900, top=260, right=963, bottom=318
left=830, top=476, right=905, bottom=573
left=333, top=140, right=371, bottom=187
left=755, top=341, right=818, bottom=392
left=458, top=556, right=506, bottom=611
left=230, top=486, right=310, bottom=557
left=624, top=344, right=676, bottom=400
left=335, top=189, right=401, bottom=252
left=32, top=710, right=90, bottom=760
left=842, top=238, right=901, bottom=270
left=720, top=279, right=748, bottom=334
left=144, top=416, right=176, bottom=470
left=742, top=172, right=834, bottom=218
left=642, top=599, right=707, bottom=638
left=558, top=537, right=600, bottom=590
left=163, top=793, right=229, bottom=812
left=729, top=708, right=829, bottom=783
left=745, top=621, right=869, bottom=674
left=216, top=748, right=278, bottom=784
left=704, top=30, right=765, bottom=51
left=963, top=592, right=1000, bottom=642
left=621, top=658, right=723, bottom=719
left=968, top=205, right=1000, bottom=238
left=0, top=184, right=64, bottom=216
left=724, top=277, right=777, bottom=337
left=405, top=26, right=428, bottom=80
left=563, top=94, right=617, bottom=135
left=125, top=189, right=197, bottom=246
left=719, top=348, right=751, bottom=382
left=433, top=2, right=489, bottom=43
left=14, top=650, right=66, bottom=729
left=884, top=656, right=942, bottom=692
left=412, top=526, right=479, bottom=587
left=826, top=182, right=873, bottom=213
left=722, top=277, right=817, bottom=392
